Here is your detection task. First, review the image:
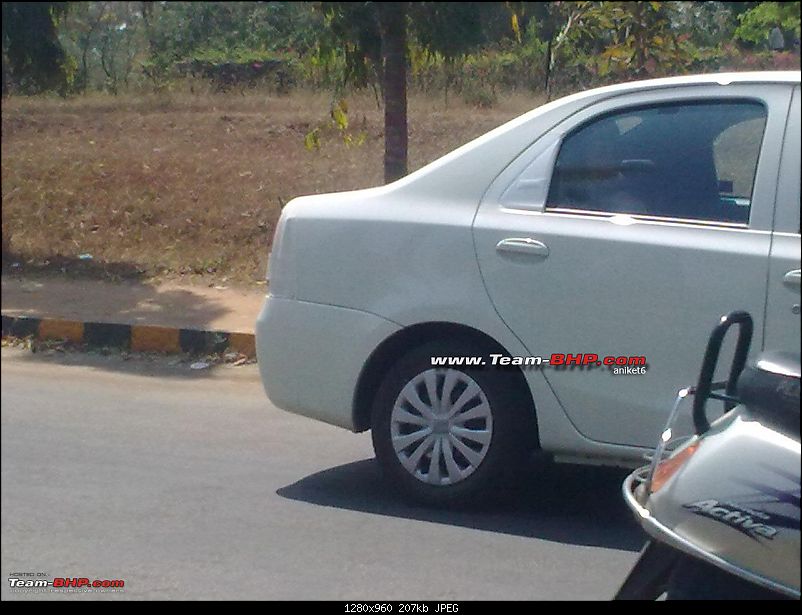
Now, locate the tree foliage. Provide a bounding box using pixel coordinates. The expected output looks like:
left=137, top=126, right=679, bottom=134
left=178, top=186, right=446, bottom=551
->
left=317, top=2, right=505, bottom=180
left=580, top=1, right=691, bottom=77
left=735, top=1, right=801, bottom=46
left=6, top=1, right=799, bottom=98
left=136, top=1, right=319, bottom=90
left=2, top=2, right=71, bottom=94
left=317, top=2, right=507, bottom=93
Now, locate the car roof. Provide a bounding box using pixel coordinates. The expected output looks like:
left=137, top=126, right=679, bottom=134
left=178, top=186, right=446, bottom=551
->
left=585, top=71, right=800, bottom=98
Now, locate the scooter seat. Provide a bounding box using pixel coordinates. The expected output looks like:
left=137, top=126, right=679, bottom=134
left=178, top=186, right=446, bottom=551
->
left=737, top=352, right=800, bottom=439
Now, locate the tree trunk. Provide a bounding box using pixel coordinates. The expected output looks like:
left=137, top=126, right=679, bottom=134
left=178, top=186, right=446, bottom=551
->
left=80, top=43, right=89, bottom=93
left=378, top=2, right=408, bottom=184
left=545, top=35, right=553, bottom=101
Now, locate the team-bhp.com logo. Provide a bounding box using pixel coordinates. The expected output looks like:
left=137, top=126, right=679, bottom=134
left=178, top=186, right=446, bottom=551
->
left=8, top=575, right=125, bottom=591
left=431, top=353, right=648, bottom=375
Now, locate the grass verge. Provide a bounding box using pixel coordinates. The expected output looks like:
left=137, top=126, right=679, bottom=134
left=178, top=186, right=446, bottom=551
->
left=2, top=89, right=541, bottom=287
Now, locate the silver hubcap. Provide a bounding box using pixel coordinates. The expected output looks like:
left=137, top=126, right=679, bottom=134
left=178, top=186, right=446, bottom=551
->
left=390, top=368, right=493, bottom=486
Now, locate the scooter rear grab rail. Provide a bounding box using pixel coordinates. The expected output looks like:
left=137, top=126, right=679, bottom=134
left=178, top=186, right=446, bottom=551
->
left=692, top=311, right=753, bottom=435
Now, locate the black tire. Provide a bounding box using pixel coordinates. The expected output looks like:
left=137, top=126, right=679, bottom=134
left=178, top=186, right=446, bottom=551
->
left=665, top=555, right=790, bottom=600
left=370, top=338, right=536, bottom=507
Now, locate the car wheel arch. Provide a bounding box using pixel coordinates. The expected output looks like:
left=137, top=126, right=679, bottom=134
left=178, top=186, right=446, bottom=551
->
left=351, top=321, right=540, bottom=449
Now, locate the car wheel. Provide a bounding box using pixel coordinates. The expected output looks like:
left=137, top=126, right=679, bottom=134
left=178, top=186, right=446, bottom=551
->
left=370, top=339, right=534, bottom=507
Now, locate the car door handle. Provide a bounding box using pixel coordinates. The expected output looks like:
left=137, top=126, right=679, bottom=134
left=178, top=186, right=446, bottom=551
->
left=496, top=238, right=549, bottom=257
left=783, top=269, right=801, bottom=288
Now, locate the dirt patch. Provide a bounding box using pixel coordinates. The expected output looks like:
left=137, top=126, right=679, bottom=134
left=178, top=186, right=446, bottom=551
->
left=2, top=275, right=265, bottom=333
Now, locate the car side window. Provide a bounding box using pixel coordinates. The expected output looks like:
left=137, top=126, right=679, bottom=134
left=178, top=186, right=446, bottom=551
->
left=546, top=101, right=767, bottom=224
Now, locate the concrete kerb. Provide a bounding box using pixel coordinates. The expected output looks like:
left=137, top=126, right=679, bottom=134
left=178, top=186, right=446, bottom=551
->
left=1, top=314, right=256, bottom=358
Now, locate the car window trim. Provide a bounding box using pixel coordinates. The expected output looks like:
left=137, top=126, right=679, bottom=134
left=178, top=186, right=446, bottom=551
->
left=542, top=206, right=752, bottom=229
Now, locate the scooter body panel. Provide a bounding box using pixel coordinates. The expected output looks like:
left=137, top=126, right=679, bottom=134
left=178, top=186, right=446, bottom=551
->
left=631, top=408, right=800, bottom=596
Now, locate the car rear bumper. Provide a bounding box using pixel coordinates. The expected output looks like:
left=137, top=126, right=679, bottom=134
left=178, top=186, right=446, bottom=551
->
left=255, top=296, right=401, bottom=431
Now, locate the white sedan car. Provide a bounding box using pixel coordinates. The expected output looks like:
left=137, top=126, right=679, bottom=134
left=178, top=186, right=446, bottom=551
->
left=256, top=72, right=801, bottom=506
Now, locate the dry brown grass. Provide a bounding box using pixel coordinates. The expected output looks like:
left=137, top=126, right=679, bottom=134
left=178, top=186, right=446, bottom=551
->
left=1, top=89, right=542, bottom=286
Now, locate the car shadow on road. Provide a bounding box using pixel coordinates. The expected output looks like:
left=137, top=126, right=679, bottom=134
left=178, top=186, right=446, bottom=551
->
left=277, top=456, right=646, bottom=552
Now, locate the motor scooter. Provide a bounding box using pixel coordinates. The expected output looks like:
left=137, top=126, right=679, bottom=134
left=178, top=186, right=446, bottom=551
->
left=615, top=311, right=800, bottom=600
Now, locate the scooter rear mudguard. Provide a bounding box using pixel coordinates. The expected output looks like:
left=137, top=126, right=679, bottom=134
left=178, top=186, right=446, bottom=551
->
left=625, top=406, right=800, bottom=598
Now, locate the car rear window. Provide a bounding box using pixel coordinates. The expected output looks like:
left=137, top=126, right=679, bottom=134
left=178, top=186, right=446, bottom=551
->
left=546, top=101, right=767, bottom=224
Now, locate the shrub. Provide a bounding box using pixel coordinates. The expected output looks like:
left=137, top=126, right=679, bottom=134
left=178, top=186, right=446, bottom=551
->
left=461, top=82, right=497, bottom=108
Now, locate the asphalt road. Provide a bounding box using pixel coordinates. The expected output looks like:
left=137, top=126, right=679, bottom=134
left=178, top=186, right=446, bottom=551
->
left=1, top=347, right=643, bottom=600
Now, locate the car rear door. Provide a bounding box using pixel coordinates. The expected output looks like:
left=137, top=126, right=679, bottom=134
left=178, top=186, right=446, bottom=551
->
left=473, top=83, right=793, bottom=447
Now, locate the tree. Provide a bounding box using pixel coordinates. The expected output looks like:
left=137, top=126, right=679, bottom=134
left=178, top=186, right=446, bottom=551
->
left=507, top=2, right=557, bottom=100
left=586, top=1, right=690, bottom=78
left=136, top=2, right=318, bottom=92
left=672, top=2, right=743, bottom=48
left=377, top=2, right=408, bottom=182
left=319, top=1, right=493, bottom=183
left=60, top=1, right=106, bottom=93
left=518, top=1, right=695, bottom=85
left=735, top=1, right=801, bottom=47
left=409, top=2, right=498, bottom=104
left=97, top=2, right=142, bottom=94
left=507, top=2, right=597, bottom=100
left=2, top=2, right=71, bottom=95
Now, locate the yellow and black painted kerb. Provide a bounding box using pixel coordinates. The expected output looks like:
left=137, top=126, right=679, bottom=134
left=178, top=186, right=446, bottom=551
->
left=1, top=314, right=256, bottom=358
